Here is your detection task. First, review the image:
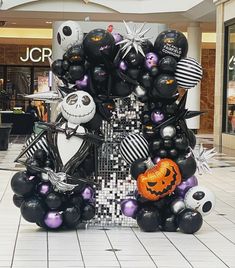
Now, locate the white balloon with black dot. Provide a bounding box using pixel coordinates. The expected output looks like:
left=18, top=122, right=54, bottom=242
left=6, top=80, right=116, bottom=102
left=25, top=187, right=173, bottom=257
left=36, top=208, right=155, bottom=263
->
left=184, top=186, right=215, bottom=216
left=57, top=21, right=83, bottom=51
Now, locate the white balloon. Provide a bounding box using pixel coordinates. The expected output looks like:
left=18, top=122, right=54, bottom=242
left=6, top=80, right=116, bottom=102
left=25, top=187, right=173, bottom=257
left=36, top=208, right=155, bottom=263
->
left=184, top=186, right=215, bottom=216
left=61, top=91, right=96, bottom=125
left=57, top=20, right=83, bottom=51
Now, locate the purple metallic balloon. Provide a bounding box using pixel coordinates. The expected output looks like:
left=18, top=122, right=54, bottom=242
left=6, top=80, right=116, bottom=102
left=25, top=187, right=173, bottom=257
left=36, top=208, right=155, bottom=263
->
left=175, top=175, right=198, bottom=198
left=81, top=186, right=94, bottom=201
left=75, top=75, right=88, bottom=89
left=152, top=156, right=161, bottom=164
left=38, top=183, right=50, bottom=195
left=44, top=211, right=63, bottom=229
left=121, top=198, right=138, bottom=218
left=151, top=110, right=165, bottom=124
left=145, top=52, right=158, bottom=70
left=112, top=32, right=123, bottom=43
left=119, top=60, right=127, bottom=71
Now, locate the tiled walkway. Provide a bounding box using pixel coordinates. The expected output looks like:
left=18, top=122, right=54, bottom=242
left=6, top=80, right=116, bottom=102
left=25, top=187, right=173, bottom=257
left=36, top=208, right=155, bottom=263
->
left=0, top=135, right=235, bottom=267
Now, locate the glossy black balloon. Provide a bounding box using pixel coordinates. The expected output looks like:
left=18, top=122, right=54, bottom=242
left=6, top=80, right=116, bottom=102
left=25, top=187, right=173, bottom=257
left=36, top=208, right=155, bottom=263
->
left=140, top=72, right=153, bottom=88
left=66, top=44, right=85, bottom=64
left=83, top=29, right=116, bottom=64
left=125, top=51, right=144, bottom=67
left=112, top=80, right=133, bottom=97
left=152, top=74, right=178, bottom=99
left=163, top=139, right=173, bottom=149
left=142, top=39, right=154, bottom=54
left=91, top=65, right=108, bottom=83
left=154, top=29, right=188, bottom=61
left=159, top=56, right=177, bottom=74
left=51, top=59, right=65, bottom=77
left=188, top=129, right=197, bottom=149
left=162, top=213, right=178, bottom=232
left=70, top=195, right=84, bottom=207
left=20, top=198, right=46, bottom=223
left=25, top=158, right=40, bottom=176
left=164, top=103, right=178, bottom=115
left=136, top=207, right=161, bottom=232
left=64, top=206, right=81, bottom=228
left=62, top=60, right=70, bottom=71
left=82, top=203, right=96, bottom=221
left=174, top=135, right=189, bottom=151
left=149, top=66, right=159, bottom=77
left=176, top=155, right=197, bottom=180
left=33, top=149, right=47, bottom=166
left=177, top=208, right=203, bottom=234
left=168, top=148, right=178, bottom=158
left=68, top=65, right=85, bottom=82
left=130, top=158, right=148, bottom=180
left=127, top=68, right=140, bottom=80
left=11, top=171, right=36, bottom=196
left=158, top=149, right=168, bottom=158
left=149, top=139, right=163, bottom=154
left=45, top=193, right=62, bottom=210
left=44, top=158, right=54, bottom=169
left=13, top=194, right=25, bottom=208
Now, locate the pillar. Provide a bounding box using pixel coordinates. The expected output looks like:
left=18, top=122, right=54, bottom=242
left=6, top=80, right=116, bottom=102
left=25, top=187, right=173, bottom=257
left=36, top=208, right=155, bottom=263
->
left=186, top=22, right=202, bottom=130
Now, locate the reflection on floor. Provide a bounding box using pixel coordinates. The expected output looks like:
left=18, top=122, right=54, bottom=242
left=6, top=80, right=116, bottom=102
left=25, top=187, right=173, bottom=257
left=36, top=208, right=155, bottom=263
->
left=0, top=134, right=235, bottom=267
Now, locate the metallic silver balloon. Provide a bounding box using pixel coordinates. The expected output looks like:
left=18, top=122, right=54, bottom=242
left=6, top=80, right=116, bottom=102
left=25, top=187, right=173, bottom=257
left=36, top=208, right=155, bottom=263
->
left=134, top=85, right=146, bottom=97
left=160, top=125, right=176, bottom=139
left=41, top=167, right=53, bottom=181
left=171, top=198, right=186, bottom=214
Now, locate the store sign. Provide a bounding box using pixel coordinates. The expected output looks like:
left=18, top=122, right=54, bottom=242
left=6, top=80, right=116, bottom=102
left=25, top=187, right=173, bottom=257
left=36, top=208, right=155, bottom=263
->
left=20, top=47, right=52, bottom=63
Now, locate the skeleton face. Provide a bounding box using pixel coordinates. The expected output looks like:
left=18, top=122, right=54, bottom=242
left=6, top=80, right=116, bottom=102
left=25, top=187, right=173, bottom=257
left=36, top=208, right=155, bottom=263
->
left=57, top=21, right=83, bottom=51
left=61, top=91, right=96, bottom=125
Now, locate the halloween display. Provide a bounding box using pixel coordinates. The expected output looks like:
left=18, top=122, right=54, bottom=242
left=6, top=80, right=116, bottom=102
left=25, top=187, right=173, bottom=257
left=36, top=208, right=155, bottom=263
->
left=11, top=20, right=215, bottom=234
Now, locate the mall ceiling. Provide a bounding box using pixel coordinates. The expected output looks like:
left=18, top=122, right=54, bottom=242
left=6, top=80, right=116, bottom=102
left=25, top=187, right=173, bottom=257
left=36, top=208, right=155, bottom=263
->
left=0, top=0, right=216, bottom=32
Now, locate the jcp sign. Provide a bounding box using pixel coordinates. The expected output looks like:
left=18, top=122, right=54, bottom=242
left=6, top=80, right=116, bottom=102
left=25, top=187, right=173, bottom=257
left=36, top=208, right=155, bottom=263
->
left=20, top=47, right=52, bottom=63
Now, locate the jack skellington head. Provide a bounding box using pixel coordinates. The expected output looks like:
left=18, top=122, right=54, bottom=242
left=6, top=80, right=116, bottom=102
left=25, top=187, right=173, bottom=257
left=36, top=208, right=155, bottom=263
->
left=61, top=91, right=96, bottom=125
left=57, top=21, right=83, bottom=51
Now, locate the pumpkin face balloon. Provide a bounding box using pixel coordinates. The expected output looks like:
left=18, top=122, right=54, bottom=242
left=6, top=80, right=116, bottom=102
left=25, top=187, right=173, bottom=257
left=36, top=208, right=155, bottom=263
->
left=137, top=159, right=181, bottom=201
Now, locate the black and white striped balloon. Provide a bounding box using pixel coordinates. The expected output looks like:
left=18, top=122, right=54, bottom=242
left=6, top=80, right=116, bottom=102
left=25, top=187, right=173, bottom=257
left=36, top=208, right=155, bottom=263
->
left=25, top=133, right=49, bottom=158
left=120, top=133, right=149, bottom=164
left=175, top=57, right=203, bottom=89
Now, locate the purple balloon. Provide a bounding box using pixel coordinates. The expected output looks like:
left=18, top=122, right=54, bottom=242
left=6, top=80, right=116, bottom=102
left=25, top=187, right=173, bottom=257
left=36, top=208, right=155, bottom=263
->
left=121, top=199, right=138, bottom=218
left=175, top=175, right=198, bottom=198
left=151, top=110, right=165, bottom=124
left=112, top=32, right=123, bottom=43
left=75, top=75, right=88, bottom=89
left=38, top=183, right=50, bottom=195
left=152, top=156, right=161, bottom=164
left=81, top=186, right=94, bottom=201
left=145, top=52, right=158, bottom=70
left=119, top=60, right=127, bottom=71
left=44, top=211, right=63, bottom=229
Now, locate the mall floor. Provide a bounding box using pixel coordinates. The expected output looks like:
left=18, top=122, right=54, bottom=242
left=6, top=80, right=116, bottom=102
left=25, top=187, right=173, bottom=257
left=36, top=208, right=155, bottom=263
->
left=0, top=135, right=235, bottom=268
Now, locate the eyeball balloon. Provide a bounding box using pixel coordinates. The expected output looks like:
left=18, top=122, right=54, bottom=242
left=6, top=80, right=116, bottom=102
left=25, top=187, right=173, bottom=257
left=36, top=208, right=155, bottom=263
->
left=184, top=186, right=215, bottom=216
left=61, top=91, right=96, bottom=125
left=57, top=21, right=83, bottom=51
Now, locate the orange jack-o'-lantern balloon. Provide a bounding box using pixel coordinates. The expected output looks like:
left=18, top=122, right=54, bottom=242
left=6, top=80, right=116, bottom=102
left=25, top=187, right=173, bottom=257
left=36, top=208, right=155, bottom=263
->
left=137, top=158, right=182, bottom=201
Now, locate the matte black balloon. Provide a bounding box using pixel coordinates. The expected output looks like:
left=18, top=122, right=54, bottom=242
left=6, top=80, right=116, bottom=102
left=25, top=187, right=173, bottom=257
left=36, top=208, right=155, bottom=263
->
left=176, top=156, right=197, bottom=180
left=154, top=29, right=188, bottom=61
left=64, top=206, right=81, bottom=228
left=45, top=193, right=62, bottom=210
left=159, top=56, right=177, bottom=74
left=112, top=80, right=133, bottom=97
left=188, top=129, right=197, bottom=149
left=130, top=158, right=148, bottom=180
left=67, top=44, right=85, bottom=64
left=83, top=29, right=116, bottom=63
left=33, top=149, right=47, bottom=167
left=92, top=65, right=108, bottom=83
left=13, top=194, right=24, bottom=208
left=140, top=72, right=153, bottom=88
left=125, top=51, right=144, bottom=67
left=152, top=74, right=178, bottom=99
left=177, top=208, right=203, bottom=234
left=136, top=207, right=161, bottom=232
left=174, top=135, right=189, bottom=151
left=162, top=213, right=178, bottom=232
left=21, top=198, right=46, bottom=223
left=68, top=65, right=85, bottom=82
left=11, top=171, right=36, bottom=196
left=82, top=203, right=96, bottom=221
left=25, top=157, right=41, bottom=176
left=127, top=68, right=140, bottom=80
left=52, top=59, right=65, bottom=77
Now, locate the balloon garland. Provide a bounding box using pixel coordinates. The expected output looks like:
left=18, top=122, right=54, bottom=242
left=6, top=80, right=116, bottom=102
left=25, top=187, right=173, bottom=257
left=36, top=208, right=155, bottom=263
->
left=10, top=21, right=216, bottom=233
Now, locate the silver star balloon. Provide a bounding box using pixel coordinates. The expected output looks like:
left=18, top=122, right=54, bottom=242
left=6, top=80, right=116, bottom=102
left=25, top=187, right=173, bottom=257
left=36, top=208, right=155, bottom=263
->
left=192, top=144, right=217, bottom=175
left=117, top=21, right=151, bottom=58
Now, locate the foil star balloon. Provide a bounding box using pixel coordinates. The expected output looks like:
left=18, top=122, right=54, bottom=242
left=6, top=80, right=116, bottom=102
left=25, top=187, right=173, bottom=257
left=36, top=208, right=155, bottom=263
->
left=192, top=144, right=217, bottom=175
left=117, top=21, right=151, bottom=58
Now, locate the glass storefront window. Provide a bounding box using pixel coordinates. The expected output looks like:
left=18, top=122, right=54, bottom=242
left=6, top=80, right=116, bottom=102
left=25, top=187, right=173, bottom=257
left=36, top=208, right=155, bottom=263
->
left=225, top=23, right=235, bottom=134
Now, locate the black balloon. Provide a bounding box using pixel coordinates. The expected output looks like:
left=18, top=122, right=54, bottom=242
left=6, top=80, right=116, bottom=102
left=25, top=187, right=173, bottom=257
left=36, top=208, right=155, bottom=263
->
left=168, top=148, right=178, bottom=158
left=92, top=65, right=108, bottom=83
left=140, top=72, right=153, bottom=88
left=82, top=203, right=96, bottom=221
left=149, top=66, right=159, bottom=77
left=154, top=29, right=188, bottom=61
left=163, top=139, right=173, bottom=149
left=45, top=193, right=62, bottom=210
left=142, top=40, right=154, bottom=54
left=112, top=80, right=133, bottom=97
left=174, top=135, right=189, bottom=151
left=176, top=155, right=197, bottom=180
left=127, top=68, right=140, bottom=80
left=64, top=206, right=81, bottom=228
left=159, top=56, right=177, bottom=74
left=158, top=149, right=168, bottom=158
left=164, top=103, right=178, bottom=115
left=162, top=213, right=178, bottom=232
left=178, top=208, right=203, bottom=234
left=11, top=171, right=36, bottom=196
left=130, top=158, right=148, bottom=180
left=66, top=44, right=85, bottom=64
left=13, top=194, right=24, bottom=208
left=136, top=207, right=161, bottom=232
left=62, top=60, right=70, bottom=71
left=25, top=157, right=40, bottom=176
left=52, top=59, right=65, bottom=77
left=33, top=149, right=47, bottom=166
left=70, top=195, right=84, bottom=207
left=67, top=65, right=85, bottom=82
left=149, top=139, right=163, bottom=155
left=83, top=29, right=116, bottom=63
left=125, top=51, right=144, bottom=67
left=188, top=129, right=197, bottom=149
left=20, top=198, right=45, bottom=223
left=152, top=74, right=178, bottom=99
